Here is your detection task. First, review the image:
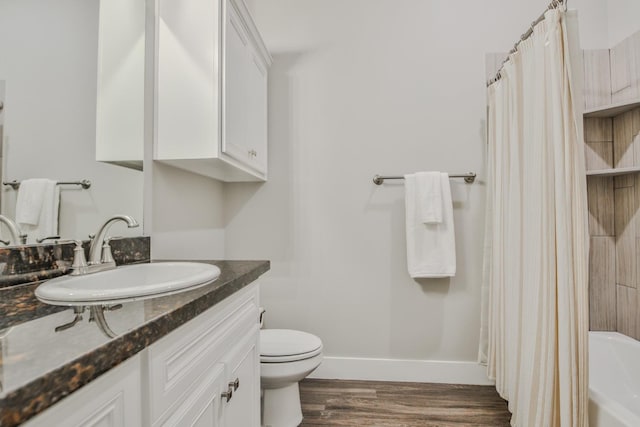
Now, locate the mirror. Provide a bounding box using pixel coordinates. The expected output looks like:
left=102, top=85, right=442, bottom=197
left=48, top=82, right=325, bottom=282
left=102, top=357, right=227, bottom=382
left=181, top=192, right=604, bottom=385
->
left=0, top=0, right=144, bottom=245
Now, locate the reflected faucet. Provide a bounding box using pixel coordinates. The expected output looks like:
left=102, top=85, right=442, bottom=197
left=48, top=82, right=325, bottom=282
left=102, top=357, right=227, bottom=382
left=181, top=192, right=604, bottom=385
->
left=0, top=215, right=27, bottom=245
left=81, top=215, right=139, bottom=273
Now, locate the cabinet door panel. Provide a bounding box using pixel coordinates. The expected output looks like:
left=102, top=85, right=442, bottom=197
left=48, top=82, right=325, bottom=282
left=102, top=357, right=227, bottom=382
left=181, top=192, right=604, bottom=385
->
left=222, top=329, right=260, bottom=427
left=158, top=364, right=225, bottom=427
left=222, top=0, right=250, bottom=165
left=246, top=51, right=268, bottom=173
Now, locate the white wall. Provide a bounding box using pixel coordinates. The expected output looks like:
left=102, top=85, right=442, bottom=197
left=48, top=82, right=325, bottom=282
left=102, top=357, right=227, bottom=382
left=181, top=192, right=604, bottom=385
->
left=151, top=163, right=226, bottom=260
left=0, top=0, right=143, bottom=242
left=224, top=0, right=557, bottom=367
left=607, top=0, right=640, bottom=47
left=572, top=0, right=609, bottom=49
left=571, top=0, right=640, bottom=49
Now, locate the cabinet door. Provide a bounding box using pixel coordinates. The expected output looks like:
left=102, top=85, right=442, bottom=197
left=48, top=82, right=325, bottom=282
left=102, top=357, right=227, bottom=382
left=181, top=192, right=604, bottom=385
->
left=245, top=48, right=268, bottom=174
left=148, top=282, right=259, bottom=425
left=24, top=355, right=141, bottom=427
left=158, top=364, right=226, bottom=427
left=222, top=0, right=250, bottom=166
left=222, top=0, right=267, bottom=175
left=222, top=329, right=260, bottom=427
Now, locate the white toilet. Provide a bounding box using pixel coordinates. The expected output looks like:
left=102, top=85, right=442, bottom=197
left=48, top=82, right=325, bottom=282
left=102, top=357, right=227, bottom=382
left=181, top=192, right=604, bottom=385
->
left=260, top=329, right=323, bottom=427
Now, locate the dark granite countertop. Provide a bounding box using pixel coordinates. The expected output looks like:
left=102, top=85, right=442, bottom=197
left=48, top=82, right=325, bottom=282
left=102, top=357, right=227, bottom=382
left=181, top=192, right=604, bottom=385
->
left=0, top=260, right=270, bottom=426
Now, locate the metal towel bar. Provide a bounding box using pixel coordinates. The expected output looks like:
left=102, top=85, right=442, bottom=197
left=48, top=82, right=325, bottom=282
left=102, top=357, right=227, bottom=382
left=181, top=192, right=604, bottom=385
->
left=3, top=179, right=91, bottom=190
left=373, top=173, right=476, bottom=185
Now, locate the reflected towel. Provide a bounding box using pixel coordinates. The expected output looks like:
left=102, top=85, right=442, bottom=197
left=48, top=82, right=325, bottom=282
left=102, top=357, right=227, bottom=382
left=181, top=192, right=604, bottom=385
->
left=404, top=172, right=456, bottom=278
left=16, top=179, right=60, bottom=242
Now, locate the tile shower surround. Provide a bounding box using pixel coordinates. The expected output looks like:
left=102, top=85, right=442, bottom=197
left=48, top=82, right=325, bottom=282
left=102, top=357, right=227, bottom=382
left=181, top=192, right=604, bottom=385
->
left=586, top=110, right=640, bottom=340
left=584, top=29, right=640, bottom=341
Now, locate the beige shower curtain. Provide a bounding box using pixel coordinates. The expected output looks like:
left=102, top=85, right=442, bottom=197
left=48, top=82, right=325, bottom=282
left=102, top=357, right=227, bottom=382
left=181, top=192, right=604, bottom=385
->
left=481, top=8, right=589, bottom=427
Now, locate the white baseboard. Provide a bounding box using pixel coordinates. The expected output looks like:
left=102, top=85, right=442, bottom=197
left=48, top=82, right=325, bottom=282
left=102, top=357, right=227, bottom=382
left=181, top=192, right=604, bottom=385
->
left=309, top=356, right=494, bottom=386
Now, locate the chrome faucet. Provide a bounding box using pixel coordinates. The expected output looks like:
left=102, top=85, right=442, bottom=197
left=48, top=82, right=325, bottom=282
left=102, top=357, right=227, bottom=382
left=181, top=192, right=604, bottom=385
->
left=0, top=215, right=27, bottom=245
left=72, top=215, right=139, bottom=275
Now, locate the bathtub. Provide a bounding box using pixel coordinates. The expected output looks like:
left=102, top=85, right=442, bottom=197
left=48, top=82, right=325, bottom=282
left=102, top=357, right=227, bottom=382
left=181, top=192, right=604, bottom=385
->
left=589, top=332, right=640, bottom=427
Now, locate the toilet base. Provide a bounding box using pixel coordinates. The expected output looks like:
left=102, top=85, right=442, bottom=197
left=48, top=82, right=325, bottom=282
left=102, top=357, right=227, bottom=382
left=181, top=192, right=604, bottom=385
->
left=262, top=382, right=302, bottom=427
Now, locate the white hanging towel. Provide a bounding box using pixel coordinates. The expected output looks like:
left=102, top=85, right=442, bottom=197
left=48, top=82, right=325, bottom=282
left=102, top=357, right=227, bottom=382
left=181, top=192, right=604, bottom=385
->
left=415, top=171, right=443, bottom=224
left=404, top=172, right=456, bottom=278
left=16, top=178, right=60, bottom=242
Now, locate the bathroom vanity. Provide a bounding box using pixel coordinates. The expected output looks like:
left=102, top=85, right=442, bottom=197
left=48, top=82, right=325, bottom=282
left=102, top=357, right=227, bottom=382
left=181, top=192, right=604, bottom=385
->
left=0, top=260, right=269, bottom=427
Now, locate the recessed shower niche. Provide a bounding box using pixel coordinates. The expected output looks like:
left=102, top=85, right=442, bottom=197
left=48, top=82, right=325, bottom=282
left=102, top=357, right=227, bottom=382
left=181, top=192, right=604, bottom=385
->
left=584, top=30, right=640, bottom=340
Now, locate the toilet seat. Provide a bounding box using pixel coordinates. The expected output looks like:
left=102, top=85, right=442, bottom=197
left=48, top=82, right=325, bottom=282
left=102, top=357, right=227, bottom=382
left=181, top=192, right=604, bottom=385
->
left=260, top=329, right=323, bottom=363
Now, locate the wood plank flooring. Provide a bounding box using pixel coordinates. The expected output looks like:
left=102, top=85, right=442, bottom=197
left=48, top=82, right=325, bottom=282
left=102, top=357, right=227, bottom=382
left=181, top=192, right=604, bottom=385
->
left=299, top=379, right=511, bottom=426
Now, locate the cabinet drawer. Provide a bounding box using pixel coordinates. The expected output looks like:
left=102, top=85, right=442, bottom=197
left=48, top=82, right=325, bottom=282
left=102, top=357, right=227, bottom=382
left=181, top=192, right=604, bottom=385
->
left=148, top=283, right=259, bottom=425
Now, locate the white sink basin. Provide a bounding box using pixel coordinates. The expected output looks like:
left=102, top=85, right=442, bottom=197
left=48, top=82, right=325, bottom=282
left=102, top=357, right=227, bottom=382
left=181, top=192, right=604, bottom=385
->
left=35, top=262, right=221, bottom=306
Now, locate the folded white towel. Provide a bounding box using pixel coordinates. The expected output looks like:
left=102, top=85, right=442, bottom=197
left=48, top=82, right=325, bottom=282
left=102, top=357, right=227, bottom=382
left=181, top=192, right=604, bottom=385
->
left=16, top=179, right=60, bottom=243
left=404, top=172, right=456, bottom=278
left=415, top=171, right=443, bottom=224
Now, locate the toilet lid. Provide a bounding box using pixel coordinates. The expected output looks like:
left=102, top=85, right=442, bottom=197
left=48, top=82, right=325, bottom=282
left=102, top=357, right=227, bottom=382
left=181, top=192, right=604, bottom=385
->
left=260, top=329, right=322, bottom=359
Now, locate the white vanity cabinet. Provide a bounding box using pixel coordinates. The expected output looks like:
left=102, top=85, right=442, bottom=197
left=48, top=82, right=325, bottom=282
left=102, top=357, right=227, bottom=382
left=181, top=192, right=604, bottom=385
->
left=155, top=0, right=271, bottom=182
left=148, top=282, right=260, bottom=426
left=24, top=282, right=260, bottom=427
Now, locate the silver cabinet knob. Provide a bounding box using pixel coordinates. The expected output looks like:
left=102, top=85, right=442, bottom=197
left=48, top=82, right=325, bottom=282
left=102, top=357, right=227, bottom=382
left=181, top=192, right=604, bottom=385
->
left=221, top=384, right=233, bottom=402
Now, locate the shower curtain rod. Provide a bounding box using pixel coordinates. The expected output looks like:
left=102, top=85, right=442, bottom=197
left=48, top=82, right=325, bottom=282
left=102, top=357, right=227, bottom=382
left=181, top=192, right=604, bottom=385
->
left=487, top=0, right=566, bottom=87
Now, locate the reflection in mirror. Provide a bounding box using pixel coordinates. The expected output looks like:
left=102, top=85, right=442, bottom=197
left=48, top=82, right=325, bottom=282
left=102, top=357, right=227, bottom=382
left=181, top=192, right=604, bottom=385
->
left=0, top=0, right=144, bottom=245
left=0, top=80, right=4, bottom=213
left=96, top=0, right=145, bottom=171
left=0, top=301, right=145, bottom=392
left=54, top=305, right=122, bottom=339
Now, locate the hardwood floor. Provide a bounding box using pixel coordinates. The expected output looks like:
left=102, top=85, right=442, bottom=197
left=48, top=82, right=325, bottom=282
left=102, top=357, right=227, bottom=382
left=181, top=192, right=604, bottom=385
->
left=299, top=379, right=511, bottom=426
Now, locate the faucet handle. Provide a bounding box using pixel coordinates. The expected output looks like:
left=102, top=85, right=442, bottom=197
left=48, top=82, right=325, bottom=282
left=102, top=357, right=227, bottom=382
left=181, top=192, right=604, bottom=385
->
left=101, top=238, right=116, bottom=265
left=70, top=240, right=88, bottom=276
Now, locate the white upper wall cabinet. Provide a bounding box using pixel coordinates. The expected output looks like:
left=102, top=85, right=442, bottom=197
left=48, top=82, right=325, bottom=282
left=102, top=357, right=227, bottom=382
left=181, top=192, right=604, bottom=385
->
left=155, top=0, right=271, bottom=182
